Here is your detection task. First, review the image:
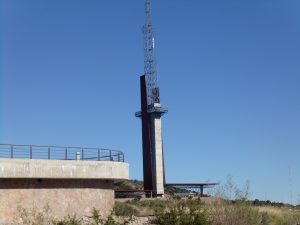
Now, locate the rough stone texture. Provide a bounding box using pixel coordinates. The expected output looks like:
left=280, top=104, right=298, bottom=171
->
left=0, top=159, right=129, bottom=180
left=0, top=179, right=114, bottom=224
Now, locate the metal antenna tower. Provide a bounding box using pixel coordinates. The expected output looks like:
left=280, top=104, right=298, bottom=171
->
left=136, top=0, right=168, bottom=197
left=143, top=0, right=159, bottom=106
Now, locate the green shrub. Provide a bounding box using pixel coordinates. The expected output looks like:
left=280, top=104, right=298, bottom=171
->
left=53, top=215, right=82, bottom=225
left=89, top=209, right=104, bottom=225
left=137, top=199, right=172, bottom=213
left=113, top=202, right=137, bottom=217
left=151, top=200, right=210, bottom=225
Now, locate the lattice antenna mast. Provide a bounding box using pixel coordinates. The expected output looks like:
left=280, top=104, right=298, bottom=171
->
left=143, top=0, right=159, bottom=106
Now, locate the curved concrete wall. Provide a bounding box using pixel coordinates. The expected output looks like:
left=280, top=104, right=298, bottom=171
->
left=0, top=179, right=115, bottom=223
left=0, top=158, right=129, bottom=180
left=0, top=158, right=129, bottom=223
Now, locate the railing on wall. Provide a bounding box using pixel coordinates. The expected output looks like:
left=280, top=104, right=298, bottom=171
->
left=0, top=144, right=124, bottom=162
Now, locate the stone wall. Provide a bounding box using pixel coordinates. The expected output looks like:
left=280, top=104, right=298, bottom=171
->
left=0, top=179, right=114, bottom=224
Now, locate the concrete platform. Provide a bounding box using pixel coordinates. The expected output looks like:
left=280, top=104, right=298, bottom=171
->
left=0, top=158, right=129, bottom=180
left=0, top=158, right=129, bottom=223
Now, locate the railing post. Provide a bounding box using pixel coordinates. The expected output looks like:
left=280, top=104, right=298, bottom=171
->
left=82, top=148, right=84, bottom=160
left=30, top=145, right=32, bottom=159
left=65, top=148, right=67, bottom=160
left=98, top=149, right=100, bottom=161
left=118, top=153, right=120, bottom=162
left=48, top=147, right=50, bottom=159
left=11, top=145, right=13, bottom=158
left=76, top=152, right=81, bottom=161
left=110, top=151, right=112, bottom=161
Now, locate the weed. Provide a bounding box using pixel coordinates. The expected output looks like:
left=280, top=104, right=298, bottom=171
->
left=53, top=216, right=82, bottom=225
left=151, top=200, right=210, bottom=225
left=113, top=202, right=136, bottom=217
left=15, top=204, right=53, bottom=225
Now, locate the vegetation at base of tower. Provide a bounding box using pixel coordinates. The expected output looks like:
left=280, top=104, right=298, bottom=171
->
left=151, top=200, right=210, bottom=225
left=15, top=207, right=133, bottom=225
left=14, top=178, right=300, bottom=225
left=15, top=200, right=300, bottom=225
left=113, top=202, right=137, bottom=217
left=14, top=200, right=300, bottom=225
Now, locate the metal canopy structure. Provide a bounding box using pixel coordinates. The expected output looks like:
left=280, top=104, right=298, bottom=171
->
left=165, top=183, right=219, bottom=197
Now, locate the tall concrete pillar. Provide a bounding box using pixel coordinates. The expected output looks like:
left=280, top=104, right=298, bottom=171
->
left=135, top=75, right=167, bottom=197
left=150, top=107, right=164, bottom=195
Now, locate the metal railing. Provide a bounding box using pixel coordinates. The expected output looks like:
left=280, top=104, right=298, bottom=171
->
left=0, top=144, right=125, bottom=162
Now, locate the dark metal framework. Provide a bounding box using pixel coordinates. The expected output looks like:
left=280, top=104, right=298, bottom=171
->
left=0, top=144, right=125, bottom=162
left=165, top=183, right=219, bottom=197
left=143, top=0, right=159, bottom=106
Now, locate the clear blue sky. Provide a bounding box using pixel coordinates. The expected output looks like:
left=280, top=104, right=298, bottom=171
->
left=1, top=0, right=299, bottom=204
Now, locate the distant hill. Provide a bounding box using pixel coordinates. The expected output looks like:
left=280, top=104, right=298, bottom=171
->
left=114, top=179, right=144, bottom=191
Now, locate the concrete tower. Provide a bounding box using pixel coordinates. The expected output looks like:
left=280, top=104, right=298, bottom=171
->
left=136, top=76, right=167, bottom=197
left=135, top=0, right=167, bottom=197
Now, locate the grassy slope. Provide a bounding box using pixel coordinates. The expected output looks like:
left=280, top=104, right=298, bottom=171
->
left=114, top=198, right=300, bottom=225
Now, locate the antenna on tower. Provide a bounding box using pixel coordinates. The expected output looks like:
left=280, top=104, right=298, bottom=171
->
left=143, top=0, right=159, bottom=106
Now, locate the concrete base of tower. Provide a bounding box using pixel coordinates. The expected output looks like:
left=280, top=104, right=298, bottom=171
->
left=150, top=104, right=165, bottom=196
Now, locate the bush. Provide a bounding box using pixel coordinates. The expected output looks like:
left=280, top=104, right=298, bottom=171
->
left=113, top=202, right=137, bottom=217
left=53, top=216, right=82, bottom=225
left=136, top=199, right=172, bottom=213
left=151, top=200, right=210, bottom=225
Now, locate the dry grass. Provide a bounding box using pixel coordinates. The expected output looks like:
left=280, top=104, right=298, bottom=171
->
left=13, top=200, right=300, bottom=225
